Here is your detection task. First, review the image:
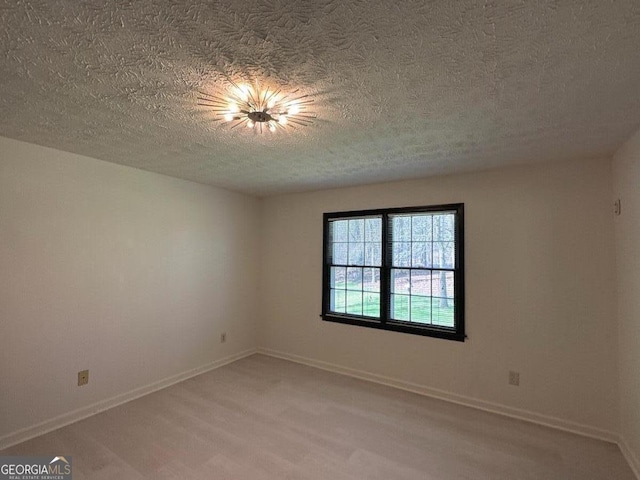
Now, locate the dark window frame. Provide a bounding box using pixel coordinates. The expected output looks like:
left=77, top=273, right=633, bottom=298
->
left=321, top=204, right=465, bottom=342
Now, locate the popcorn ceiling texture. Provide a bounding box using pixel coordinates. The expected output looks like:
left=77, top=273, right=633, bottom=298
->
left=1, top=0, right=639, bottom=196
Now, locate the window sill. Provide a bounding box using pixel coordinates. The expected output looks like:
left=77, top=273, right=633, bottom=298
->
left=320, top=313, right=466, bottom=342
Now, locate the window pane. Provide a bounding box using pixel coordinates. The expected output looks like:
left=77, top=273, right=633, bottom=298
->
left=433, top=214, right=455, bottom=241
left=333, top=242, right=348, bottom=265
left=431, top=242, right=455, bottom=268
left=365, top=218, right=382, bottom=242
left=410, top=296, right=432, bottom=324
left=348, top=242, right=364, bottom=265
left=431, top=242, right=441, bottom=268
left=347, top=267, right=362, bottom=289
left=432, top=297, right=455, bottom=327
left=432, top=271, right=455, bottom=326
left=346, top=290, right=362, bottom=315
left=331, top=289, right=346, bottom=313
left=392, top=242, right=411, bottom=267
left=391, top=294, right=410, bottom=321
left=332, top=220, right=349, bottom=242
left=331, top=266, right=346, bottom=289
left=392, top=216, right=411, bottom=241
left=437, top=271, right=455, bottom=300
left=365, top=242, right=382, bottom=266
left=347, top=267, right=362, bottom=290
left=442, top=214, right=455, bottom=240
left=363, top=267, right=380, bottom=292
left=411, top=242, right=430, bottom=268
left=410, top=269, right=431, bottom=296
left=349, top=219, right=364, bottom=242
left=363, top=292, right=380, bottom=317
left=412, top=215, right=432, bottom=241
left=443, top=241, right=455, bottom=268
left=391, top=268, right=410, bottom=294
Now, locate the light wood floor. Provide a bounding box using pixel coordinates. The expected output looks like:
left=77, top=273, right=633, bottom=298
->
left=1, top=354, right=634, bottom=479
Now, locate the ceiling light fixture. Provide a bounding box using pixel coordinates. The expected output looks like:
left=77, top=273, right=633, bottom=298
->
left=198, top=80, right=315, bottom=133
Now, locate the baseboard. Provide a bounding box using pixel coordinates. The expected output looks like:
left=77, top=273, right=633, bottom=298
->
left=619, top=437, right=640, bottom=480
left=0, top=348, right=257, bottom=451
left=258, top=348, right=619, bottom=445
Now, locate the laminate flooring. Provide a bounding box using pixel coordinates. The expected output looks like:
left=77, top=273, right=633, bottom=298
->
left=1, top=354, right=635, bottom=479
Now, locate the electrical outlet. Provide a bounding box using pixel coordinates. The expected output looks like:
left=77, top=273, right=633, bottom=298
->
left=78, top=370, right=89, bottom=386
left=508, top=370, right=520, bottom=386
left=220, top=332, right=226, bottom=343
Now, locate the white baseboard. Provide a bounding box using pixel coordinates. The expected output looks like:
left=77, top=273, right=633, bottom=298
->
left=619, top=438, right=640, bottom=480
left=0, top=348, right=257, bottom=451
left=258, top=348, right=619, bottom=444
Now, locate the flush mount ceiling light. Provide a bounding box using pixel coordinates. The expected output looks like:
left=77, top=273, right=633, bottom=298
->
left=198, top=80, right=316, bottom=133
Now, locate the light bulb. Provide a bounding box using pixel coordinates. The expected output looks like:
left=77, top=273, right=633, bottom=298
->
left=224, top=113, right=234, bottom=122
left=247, top=119, right=255, bottom=128
left=278, top=115, right=287, bottom=125
left=288, top=104, right=300, bottom=115
left=237, top=84, right=251, bottom=101
left=229, top=103, right=239, bottom=113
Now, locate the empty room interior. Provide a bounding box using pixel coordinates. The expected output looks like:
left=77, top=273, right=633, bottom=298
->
left=1, top=1, right=639, bottom=479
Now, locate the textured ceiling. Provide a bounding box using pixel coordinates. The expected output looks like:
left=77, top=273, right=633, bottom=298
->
left=1, top=0, right=640, bottom=196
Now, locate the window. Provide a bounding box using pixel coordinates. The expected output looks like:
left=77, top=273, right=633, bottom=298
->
left=322, top=204, right=465, bottom=341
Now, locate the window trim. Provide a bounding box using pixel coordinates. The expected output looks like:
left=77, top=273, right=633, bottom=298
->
left=321, top=203, right=465, bottom=342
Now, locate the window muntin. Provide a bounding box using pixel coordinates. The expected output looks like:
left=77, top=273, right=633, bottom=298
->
left=322, top=204, right=464, bottom=341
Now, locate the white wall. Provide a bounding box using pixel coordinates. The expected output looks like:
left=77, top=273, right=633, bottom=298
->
left=613, top=128, right=640, bottom=471
left=0, top=137, right=260, bottom=442
left=0, top=134, right=628, bottom=456
left=260, top=157, right=619, bottom=435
